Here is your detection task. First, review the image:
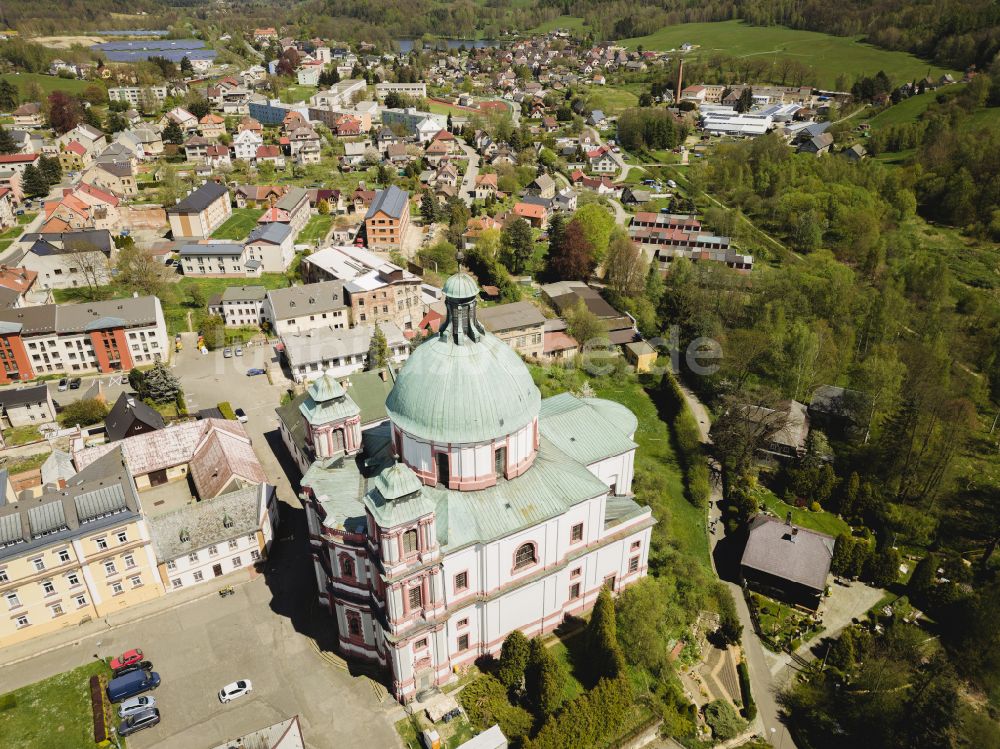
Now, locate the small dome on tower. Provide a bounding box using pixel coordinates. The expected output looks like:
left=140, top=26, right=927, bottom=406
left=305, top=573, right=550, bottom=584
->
left=442, top=272, right=479, bottom=300
left=374, top=462, right=423, bottom=500
left=308, top=372, right=346, bottom=402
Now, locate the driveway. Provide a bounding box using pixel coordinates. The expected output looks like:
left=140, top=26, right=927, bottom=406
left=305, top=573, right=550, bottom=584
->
left=458, top=142, right=480, bottom=207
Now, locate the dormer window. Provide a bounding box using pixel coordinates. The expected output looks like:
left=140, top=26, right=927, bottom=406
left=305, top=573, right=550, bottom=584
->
left=179, top=529, right=190, bottom=543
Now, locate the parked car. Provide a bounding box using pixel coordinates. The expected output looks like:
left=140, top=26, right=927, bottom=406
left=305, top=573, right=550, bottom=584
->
left=223, top=348, right=233, bottom=358
left=234, top=408, right=248, bottom=424
left=57, top=377, right=69, bottom=392
left=118, top=695, right=156, bottom=718
left=118, top=707, right=161, bottom=736
left=110, top=649, right=144, bottom=671
left=218, top=679, right=253, bottom=703
left=246, top=368, right=266, bottom=377
left=106, top=670, right=160, bottom=703
left=69, top=377, right=82, bottom=390
left=235, top=346, right=243, bottom=357
left=113, top=660, right=153, bottom=678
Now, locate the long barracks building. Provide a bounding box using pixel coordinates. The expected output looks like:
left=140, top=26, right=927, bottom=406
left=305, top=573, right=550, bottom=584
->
left=0, top=296, right=168, bottom=383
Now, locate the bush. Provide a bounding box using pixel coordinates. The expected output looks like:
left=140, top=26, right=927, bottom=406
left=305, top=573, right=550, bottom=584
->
left=657, top=372, right=710, bottom=507
left=90, top=675, right=107, bottom=743
left=524, top=676, right=634, bottom=749
left=704, top=699, right=745, bottom=741
left=217, top=401, right=236, bottom=420
left=810, top=501, right=822, bottom=512
left=459, top=675, right=533, bottom=743
left=737, top=661, right=756, bottom=721
left=58, top=398, right=109, bottom=427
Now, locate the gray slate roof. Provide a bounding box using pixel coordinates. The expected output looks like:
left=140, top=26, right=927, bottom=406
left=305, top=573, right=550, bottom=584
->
left=247, top=222, right=292, bottom=245
left=477, top=301, right=546, bottom=333
left=364, top=185, right=408, bottom=220
left=178, top=242, right=244, bottom=257
left=0, top=295, right=160, bottom=336
left=148, top=484, right=272, bottom=563
left=168, top=181, right=229, bottom=215
left=220, top=285, right=268, bottom=302
left=741, top=515, right=834, bottom=591
left=0, top=384, right=50, bottom=409
left=105, top=393, right=166, bottom=442
left=266, top=280, right=346, bottom=321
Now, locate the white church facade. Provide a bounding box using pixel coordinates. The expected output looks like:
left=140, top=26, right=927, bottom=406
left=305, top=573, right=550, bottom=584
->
left=278, top=271, right=654, bottom=702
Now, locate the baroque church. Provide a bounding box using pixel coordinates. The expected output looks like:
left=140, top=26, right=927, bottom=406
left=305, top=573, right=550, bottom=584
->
left=277, top=271, right=653, bottom=702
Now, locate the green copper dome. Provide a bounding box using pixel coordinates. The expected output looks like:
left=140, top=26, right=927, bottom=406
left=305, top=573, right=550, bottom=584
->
left=308, top=373, right=346, bottom=402
left=386, top=281, right=540, bottom=445
left=374, top=462, right=423, bottom=500
left=442, top=272, right=479, bottom=300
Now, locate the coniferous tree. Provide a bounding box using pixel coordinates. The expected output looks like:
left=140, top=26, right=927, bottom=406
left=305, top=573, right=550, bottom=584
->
left=0, top=126, right=15, bottom=155
left=368, top=323, right=389, bottom=370
left=23, top=164, right=48, bottom=198
left=180, top=56, right=194, bottom=76
left=524, top=637, right=566, bottom=720
left=0, top=80, right=18, bottom=111
left=143, top=362, right=181, bottom=403
left=497, top=630, right=530, bottom=690
left=586, top=588, right=625, bottom=681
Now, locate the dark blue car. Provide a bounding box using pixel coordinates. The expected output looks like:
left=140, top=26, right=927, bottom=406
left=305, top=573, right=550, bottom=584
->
left=246, top=368, right=266, bottom=376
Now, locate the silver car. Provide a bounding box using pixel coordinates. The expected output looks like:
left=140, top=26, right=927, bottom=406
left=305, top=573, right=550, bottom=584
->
left=118, top=707, right=160, bottom=736
left=118, top=695, right=156, bottom=718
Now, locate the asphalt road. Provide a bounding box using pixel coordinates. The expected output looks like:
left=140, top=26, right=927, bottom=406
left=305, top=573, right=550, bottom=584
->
left=458, top=141, right=480, bottom=207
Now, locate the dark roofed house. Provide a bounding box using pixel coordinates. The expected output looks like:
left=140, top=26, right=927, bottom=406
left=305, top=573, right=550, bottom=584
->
left=0, top=384, right=55, bottom=428
left=541, top=280, right=637, bottom=347
left=741, top=514, right=835, bottom=609
left=105, top=392, right=166, bottom=442
left=808, top=385, right=867, bottom=437
left=167, top=181, right=232, bottom=239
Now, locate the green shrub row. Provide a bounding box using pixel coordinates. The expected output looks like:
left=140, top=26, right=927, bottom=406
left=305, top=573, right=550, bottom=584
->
left=217, top=401, right=236, bottom=420
left=737, top=660, right=756, bottom=721
left=523, top=675, right=634, bottom=749
left=658, top=373, right=711, bottom=507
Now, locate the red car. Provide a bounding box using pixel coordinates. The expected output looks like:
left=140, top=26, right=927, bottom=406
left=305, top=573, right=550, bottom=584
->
left=110, top=648, right=143, bottom=671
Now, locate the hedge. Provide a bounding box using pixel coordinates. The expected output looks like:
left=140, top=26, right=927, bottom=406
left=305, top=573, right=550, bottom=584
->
left=217, top=401, right=236, bottom=420
left=737, top=660, right=756, bottom=721
left=658, top=372, right=710, bottom=507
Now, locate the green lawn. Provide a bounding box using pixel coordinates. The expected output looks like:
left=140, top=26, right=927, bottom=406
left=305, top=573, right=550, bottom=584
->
left=620, top=21, right=959, bottom=90
left=0, top=73, right=94, bottom=98
left=2, top=424, right=42, bottom=446
left=0, top=660, right=113, bottom=749
left=427, top=100, right=471, bottom=117
left=298, top=213, right=334, bottom=244
left=867, top=88, right=956, bottom=130
left=280, top=84, right=318, bottom=104
left=210, top=208, right=264, bottom=240
left=527, top=15, right=587, bottom=35
left=585, top=86, right=639, bottom=116
left=756, top=487, right=850, bottom=538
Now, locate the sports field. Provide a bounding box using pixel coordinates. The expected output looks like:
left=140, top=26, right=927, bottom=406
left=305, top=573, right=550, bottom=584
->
left=620, top=21, right=958, bottom=90
left=211, top=208, right=264, bottom=240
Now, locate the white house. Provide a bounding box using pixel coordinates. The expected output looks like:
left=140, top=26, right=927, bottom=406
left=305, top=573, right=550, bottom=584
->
left=262, top=280, right=349, bottom=337
left=232, top=129, right=264, bottom=162
left=282, top=322, right=409, bottom=382
left=207, top=285, right=268, bottom=328
left=244, top=222, right=295, bottom=272
left=151, top=484, right=278, bottom=591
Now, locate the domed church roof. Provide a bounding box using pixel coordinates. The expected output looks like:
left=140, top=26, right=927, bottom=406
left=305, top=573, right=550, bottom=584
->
left=385, top=272, right=540, bottom=445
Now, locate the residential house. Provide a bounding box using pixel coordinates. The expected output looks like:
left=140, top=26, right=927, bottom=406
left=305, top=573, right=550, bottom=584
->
left=232, top=129, right=264, bottom=162
left=257, top=187, right=310, bottom=238
left=9, top=229, right=114, bottom=291
left=58, top=141, right=92, bottom=172
left=364, top=186, right=410, bottom=250
left=262, top=280, right=349, bottom=336
left=81, top=161, right=137, bottom=198
left=255, top=145, right=286, bottom=168
left=741, top=515, right=834, bottom=610
left=586, top=146, right=616, bottom=174
left=512, top=201, right=547, bottom=228
left=0, top=153, right=40, bottom=176
left=178, top=242, right=260, bottom=277
left=527, top=174, right=555, bottom=199
left=799, top=132, right=834, bottom=156
left=207, top=285, right=268, bottom=328
left=474, top=174, right=498, bottom=201
left=477, top=301, right=545, bottom=358
left=282, top=322, right=408, bottom=382
left=541, top=280, right=637, bottom=347
left=0, top=188, right=14, bottom=231
left=624, top=340, right=657, bottom=373
left=244, top=222, right=295, bottom=272
left=0, top=266, right=37, bottom=308
left=0, top=449, right=165, bottom=648
left=0, top=384, right=56, bottom=427
left=12, top=103, right=43, bottom=129
left=287, top=127, right=322, bottom=165
left=0, top=294, right=168, bottom=381
left=199, top=114, right=227, bottom=139
left=461, top=215, right=503, bottom=250
left=160, top=107, right=199, bottom=134
left=104, top=393, right=166, bottom=442
left=167, top=181, right=232, bottom=239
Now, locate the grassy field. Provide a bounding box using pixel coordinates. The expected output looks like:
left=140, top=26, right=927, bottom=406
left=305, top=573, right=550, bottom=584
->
left=298, top=214, right=334, bottom=244
left=620, top=21, right=959, bottom=90
left=0, top=73, right=95, bottom=99
left=280, top=84, right=317, bottom=104
left=2, top=425, right=42, bottom=446
left=527, top=14, right=587, bottom=35
left=427, top=99, right=471, bottom=117
left=585, top=86, right=639, bottom=115
left=867, top=88, right=957, bottom=130
left=210, top=208, right=264, bottom=240
left=756, top=487, right=850, bottom=537
left=0, top=660, right=113, bottom=749
left=5, top=452, right=50, bottom=474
